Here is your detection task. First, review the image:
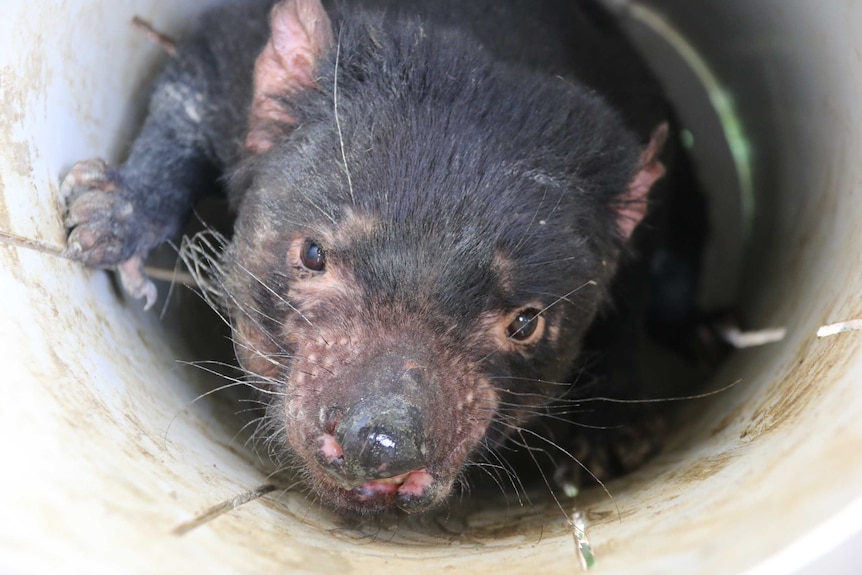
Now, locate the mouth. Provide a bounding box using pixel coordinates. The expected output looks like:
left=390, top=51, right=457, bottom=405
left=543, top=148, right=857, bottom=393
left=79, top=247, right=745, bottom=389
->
left=318, top=467, right=439, bottom=514
left=312, top=431, right=442, bottom=513
left=351, top=467, right=434, bottom=500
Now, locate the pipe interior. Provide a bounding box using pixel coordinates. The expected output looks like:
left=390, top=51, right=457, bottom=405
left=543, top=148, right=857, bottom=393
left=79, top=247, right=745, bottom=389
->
left=2, top=1, right=862, bottom=574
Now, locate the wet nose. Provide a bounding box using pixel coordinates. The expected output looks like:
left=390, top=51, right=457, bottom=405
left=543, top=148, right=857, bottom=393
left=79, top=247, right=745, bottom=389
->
left=327, top=396, right=427, bottom=486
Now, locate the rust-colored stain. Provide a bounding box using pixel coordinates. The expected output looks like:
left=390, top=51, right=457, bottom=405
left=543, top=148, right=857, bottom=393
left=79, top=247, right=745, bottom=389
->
left=675, top=450, right=740, bottom=483
left=0, top=66, right=29, bottom=252
left=708, top=389, right=749, bottom=438
left=741, top=335, right=856, bottom=441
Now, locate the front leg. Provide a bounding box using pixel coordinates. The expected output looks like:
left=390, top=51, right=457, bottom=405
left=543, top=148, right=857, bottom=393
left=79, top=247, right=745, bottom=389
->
left=62, top=48, right=222, bottom=309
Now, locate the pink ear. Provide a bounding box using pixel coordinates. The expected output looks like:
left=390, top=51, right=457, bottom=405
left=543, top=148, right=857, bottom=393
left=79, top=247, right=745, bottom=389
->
left=245, top=0, right=334, bottom=153
left=614, top=123, right=669, bottom=241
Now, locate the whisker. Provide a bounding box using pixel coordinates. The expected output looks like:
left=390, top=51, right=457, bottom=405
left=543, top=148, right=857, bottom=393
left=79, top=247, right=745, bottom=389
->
left=175, top=360, right=287, bottom=396
left=511, top=187, right=548, bottom=253
left=575, top=378, right=742, bottom=405
left=487, top=375, right=581, bottom=386
left=505, top=423, right=620, bottom=521
left=520, top=255, right=584, bottom=268
left=515, top=186, right=566, bottom=252
left=333, top=25, right=355, bottom=207
left=480, top=441, right=530, bottom=507
left=231, top=261, right=332, bottom=347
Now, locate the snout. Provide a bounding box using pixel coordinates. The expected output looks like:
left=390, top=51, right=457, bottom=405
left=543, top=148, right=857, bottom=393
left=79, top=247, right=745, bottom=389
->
left=321, top=396, right=427, bottom=484
left=312, top=353, right=448, bottom=512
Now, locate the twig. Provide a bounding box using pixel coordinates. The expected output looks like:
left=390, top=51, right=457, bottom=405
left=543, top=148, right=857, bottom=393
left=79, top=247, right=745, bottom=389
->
left=0, top=229, right=68, bottom=258
left=720, top=326, right=787, bottom=348
left=143, top=265, right=197, bottom=287
left=171, top=484, right=277, bottom=536
left=132, top=15, right=178, bottom=57
left=817, top=319, right=862, bottom=338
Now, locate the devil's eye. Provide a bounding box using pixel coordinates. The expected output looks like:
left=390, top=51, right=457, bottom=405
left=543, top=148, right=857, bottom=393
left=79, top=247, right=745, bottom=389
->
left=506, top=309, right=543, bottom=342
left=300, top=239, right=326, bottom=272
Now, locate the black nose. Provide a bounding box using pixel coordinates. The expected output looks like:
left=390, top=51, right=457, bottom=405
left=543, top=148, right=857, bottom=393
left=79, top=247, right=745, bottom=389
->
left=328, top=396, right=427, bottom=486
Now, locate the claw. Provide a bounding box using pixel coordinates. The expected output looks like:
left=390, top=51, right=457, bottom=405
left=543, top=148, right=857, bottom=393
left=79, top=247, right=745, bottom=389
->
left=63, top=241, right=83, bottom=260
left=60, top=159, right=114, bottom=204
left=118, top=256, right=158, bottom=310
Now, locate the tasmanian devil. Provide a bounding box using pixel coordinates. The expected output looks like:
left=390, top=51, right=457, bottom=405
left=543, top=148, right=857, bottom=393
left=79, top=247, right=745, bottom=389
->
left=61, top=0, right=705, bottom=515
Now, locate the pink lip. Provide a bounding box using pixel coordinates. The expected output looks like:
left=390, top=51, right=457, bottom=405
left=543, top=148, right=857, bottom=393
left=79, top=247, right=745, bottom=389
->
left=352, top=468, right=434, bottom=501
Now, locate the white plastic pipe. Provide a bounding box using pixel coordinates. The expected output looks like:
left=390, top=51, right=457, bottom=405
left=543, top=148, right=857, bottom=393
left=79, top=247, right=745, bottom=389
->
left=2, top=1, right=861, bottom=573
